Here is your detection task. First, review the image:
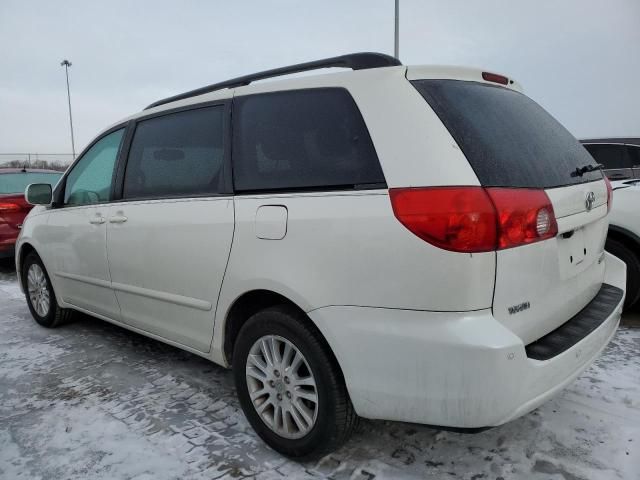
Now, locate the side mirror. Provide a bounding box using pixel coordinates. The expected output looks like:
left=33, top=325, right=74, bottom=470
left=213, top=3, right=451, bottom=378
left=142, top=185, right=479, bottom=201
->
left=25, top=183, right=53, bottom=206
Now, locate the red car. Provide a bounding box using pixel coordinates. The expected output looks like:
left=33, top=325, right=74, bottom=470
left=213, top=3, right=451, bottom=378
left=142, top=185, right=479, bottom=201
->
left=0, top=168, right=63, bottom=258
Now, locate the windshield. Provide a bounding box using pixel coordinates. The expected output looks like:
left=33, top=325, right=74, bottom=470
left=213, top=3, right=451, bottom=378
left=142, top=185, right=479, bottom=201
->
left=0, top=172, right=62, bottom=194
left=411, top=80, right=603, bottom=188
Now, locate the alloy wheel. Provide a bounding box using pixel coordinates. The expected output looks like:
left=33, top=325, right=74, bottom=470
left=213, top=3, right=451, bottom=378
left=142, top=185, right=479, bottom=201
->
left=245, top=335, right=319, bottom=439
left=27, top=263, right=50, bottom=317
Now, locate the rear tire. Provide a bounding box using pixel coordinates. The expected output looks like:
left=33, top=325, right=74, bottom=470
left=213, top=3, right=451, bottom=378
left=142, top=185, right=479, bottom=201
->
left=605, top=238, right=640, bottom=310
left=232, top=305, right=357, bottom=458
left=22, top=252, right=73, bottom=328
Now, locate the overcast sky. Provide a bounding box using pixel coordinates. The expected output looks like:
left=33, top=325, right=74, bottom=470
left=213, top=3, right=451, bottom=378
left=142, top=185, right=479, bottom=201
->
left=0, top=0, right=638, bottom=157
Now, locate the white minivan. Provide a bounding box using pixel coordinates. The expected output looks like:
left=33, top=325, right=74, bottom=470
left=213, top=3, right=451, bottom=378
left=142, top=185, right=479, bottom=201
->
left=17, top=53, right=625, bottom=458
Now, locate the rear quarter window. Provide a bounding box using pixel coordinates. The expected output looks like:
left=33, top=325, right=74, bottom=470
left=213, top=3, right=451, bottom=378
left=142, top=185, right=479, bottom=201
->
left=412, top=80, right=602, bottom=188
left=232, top=88, right=385, bottom=192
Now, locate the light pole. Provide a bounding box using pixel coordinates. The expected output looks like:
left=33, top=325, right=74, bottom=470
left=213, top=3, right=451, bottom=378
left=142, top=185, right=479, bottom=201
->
left=60, top=59, right=76, bottom=159
left=394, top=0, right=399, bottom=60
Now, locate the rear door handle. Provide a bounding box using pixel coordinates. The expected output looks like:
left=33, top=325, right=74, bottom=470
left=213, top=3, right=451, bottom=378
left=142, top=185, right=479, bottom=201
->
left=109, top=215, right=128, bottom=224
left=89, top=216, right=106, bottom=225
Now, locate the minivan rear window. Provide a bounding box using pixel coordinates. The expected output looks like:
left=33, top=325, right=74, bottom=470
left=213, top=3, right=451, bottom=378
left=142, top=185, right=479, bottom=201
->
left=412, top=80, right=602, bottom=188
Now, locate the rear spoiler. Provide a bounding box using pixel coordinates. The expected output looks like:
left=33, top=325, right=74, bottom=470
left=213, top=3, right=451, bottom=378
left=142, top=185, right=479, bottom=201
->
left=406, top=65, right=524, bottom=93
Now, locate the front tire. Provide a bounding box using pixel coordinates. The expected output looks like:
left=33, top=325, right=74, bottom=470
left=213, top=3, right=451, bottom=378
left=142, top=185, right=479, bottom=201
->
left=605, top=238, right=640, bottom=310
left=233, top=305, right=357, bottom=458
left=22, top=252, right=73, bottom=328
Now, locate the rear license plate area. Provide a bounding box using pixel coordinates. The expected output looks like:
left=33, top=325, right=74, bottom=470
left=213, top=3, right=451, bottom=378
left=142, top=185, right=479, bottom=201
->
left=558, top=227, right=587, bottom=274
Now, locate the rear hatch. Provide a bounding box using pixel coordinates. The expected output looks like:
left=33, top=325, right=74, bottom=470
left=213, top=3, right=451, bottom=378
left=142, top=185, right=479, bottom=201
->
left=411, top=77, right=609, bottom=344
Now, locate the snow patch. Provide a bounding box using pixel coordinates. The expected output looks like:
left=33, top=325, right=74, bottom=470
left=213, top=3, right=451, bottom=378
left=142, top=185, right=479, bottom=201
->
left=0, top=403, right=192, bottom=480
left=0, top=340, right=67, bottom=381
left=0, top=279, right=23, bottom=300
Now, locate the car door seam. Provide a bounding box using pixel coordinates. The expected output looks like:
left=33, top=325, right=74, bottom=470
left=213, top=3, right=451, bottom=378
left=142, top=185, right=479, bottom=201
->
left=104, top=204, right=123, bottom=319
left=209, top=197, right=237, bottom=353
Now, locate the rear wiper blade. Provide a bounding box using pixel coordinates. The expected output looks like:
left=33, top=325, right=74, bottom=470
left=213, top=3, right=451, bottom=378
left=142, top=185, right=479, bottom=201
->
left=571, top=163, right=603, bottom=177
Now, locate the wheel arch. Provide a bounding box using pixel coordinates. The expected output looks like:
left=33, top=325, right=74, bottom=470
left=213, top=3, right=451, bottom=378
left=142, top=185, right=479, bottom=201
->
left=17, top=242, right=36, bottom=268
left=16, top=242, right=37, bottom=290
left=17, top=242, right=61, bottom=304
left=607, top=224, right=640, bottom=308
left=608, top=225, right=640, bottom=254
left=221, top=289, right=346, bottom=382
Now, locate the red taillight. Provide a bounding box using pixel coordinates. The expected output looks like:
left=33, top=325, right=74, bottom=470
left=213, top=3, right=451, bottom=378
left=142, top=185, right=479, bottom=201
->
left=389, top=187, right=558, bottom=253
left=389, top=187, right=497, bottom=253
left=604, top=176, right=613, bottom=213
left=485, top=188, right=558, bottom=249
left=0, top=202, right=22, bottom=213
left=482, top=71, right=509, bottom=85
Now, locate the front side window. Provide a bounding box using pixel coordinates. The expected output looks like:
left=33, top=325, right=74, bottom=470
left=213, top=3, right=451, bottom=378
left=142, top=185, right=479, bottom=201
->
left=123, top=106, right=225, bottom=200
left=233, top=88, right=385, bottom=192
left=64, top=128, right=124, bottom=206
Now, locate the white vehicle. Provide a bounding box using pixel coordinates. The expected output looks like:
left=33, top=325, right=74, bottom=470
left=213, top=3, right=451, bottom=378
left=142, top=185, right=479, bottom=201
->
left=581, top=138, right=640, bottom=181
left=16, top=53, right=625, bottom=458
left=607, top=179, right=640, bottom=309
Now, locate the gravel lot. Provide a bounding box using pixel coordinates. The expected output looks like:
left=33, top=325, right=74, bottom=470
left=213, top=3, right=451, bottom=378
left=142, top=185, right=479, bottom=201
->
left=0, top=258, right=638, bottom=480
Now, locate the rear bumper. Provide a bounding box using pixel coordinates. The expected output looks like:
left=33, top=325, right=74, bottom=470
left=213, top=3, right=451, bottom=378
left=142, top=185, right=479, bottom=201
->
left=0, top=242, right=16, bottom=259
left=0, top=227, right=19, bottom=259
left=310, top=252, right=625, bottom=428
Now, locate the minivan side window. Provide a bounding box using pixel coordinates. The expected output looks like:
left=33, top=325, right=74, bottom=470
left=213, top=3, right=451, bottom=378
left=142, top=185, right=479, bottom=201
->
left=584, top=144, right=630, bottom=170
left=627, top=145, right=640, bottom=167
left=233, top=88, right=385, bottom=192
left=64, top=128, right=124, bottom=206
left=122, top=106, right=225, bottom=200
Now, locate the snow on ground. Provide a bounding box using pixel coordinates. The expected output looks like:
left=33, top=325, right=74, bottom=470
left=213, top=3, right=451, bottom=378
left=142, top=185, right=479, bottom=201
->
left=0, top=273, right=23, bottom=301
left=0, top=261, right=638, bottom=479
left=0, top=403, right=189, bottom=480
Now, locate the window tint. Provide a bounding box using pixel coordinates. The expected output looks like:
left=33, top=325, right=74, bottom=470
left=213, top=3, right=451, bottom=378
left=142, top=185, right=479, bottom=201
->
left=123, top=106, right=225, bottom=199
left=65, top=129, right=124, bottom=206
left=0, top=172, right=62, bottom=194
left=584, top=144, right=629, bottom=169
left=233, top=88, right=385, bottom=192
left=627, top=145, right=640, bottom=166
left=412, top=80, right=602, bottom=188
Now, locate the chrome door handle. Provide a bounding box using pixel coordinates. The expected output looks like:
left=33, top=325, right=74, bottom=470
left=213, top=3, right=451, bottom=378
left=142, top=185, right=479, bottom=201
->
left=109, top=215, right=128, bottom=224
left=89, top=217, right=106, bottom=225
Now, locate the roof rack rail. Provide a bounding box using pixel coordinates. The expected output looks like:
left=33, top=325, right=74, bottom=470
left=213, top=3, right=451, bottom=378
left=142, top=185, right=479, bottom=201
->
left=145, top=52, right=401, bottom=110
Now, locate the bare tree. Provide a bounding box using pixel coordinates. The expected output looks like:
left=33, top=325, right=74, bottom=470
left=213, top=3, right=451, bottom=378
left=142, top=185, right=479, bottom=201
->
left=0, top=159, right=69, bottom=172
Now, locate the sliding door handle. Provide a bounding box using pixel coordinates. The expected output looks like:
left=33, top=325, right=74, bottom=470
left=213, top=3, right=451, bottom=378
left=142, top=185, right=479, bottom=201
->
left=109, top=215, right=128, bottom=224
left=89, top=217, right=106, bottom=225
